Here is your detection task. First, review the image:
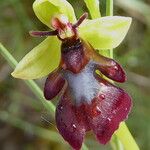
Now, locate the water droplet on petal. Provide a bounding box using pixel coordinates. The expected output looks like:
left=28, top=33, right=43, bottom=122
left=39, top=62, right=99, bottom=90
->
left=100, top=82, right=105, bottom=86
left=72, top=124, right=76, bottom=128
left=114, top=66, right=118, bottom=70
left=107, top=118, right=111, bottom=121
left=72, top=124, right=77, bottom=132
left=59, top=105, right=63, bottom=110
left=92, top=106, right=101, bottom=117
left=99, top=94, right=105, bottom=100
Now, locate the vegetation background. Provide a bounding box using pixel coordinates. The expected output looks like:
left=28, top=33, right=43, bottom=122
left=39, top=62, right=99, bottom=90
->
left=0, top=0, right=150, bottom=149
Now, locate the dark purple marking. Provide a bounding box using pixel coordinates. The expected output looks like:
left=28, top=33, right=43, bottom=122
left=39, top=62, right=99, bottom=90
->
left=56, top=75, right=132, bottom=149
left=93, top=54, right=126, bottom=82
left=61, top=39, right=89, bottom=73
left=56, top=88, right=86, bottom=150
left=29, top=30, right=58, bottom=37
left=73, top=12, right=88, bottom=28
left=44, top=69, right=65, bottom=100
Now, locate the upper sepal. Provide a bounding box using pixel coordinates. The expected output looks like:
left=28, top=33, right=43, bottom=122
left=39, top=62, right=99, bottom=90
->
left=33, top=0, right=76, bottom=28
left=79, top=16, right=132, bottom=49
left=11, top=37, right=61, bottom=79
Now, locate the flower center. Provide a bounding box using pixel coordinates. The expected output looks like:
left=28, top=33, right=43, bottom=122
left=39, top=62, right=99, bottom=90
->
left=51, top=15, right=76, bottom=40
left=29, top=13, right=88, bottom=41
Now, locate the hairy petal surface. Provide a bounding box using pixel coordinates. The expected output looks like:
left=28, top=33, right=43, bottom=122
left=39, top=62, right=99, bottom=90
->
left=89, top=75, right=132, bottom=144
left=12, top=37, right=61, bottom=79
left=33, top=0, right=76, bottom=28
left=79, top=16, right=132, bottom=49
left=56, top=88, right=86, bottom=150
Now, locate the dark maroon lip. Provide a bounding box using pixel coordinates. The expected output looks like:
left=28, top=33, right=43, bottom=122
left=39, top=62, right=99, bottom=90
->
left=44, top=55, right=132, bottom=150
left=29, top=12, right=132, bottom=150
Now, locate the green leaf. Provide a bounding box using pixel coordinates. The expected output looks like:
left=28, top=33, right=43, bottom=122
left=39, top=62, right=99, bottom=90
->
left=33, top=0, right=76, bottom=28
left=11, top=37, right=61, bottom=79
left=115, top=122, right=140, bottom=150
left=79, top=16, right=132, bottom=49
left=84, top=0, right=101, bottom=19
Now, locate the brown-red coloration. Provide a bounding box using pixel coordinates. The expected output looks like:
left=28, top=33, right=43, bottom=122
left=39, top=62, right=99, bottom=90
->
left=30, top=13, right=132, bottom=150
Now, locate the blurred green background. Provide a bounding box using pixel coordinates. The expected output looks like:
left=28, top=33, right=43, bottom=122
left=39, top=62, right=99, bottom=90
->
left=0, top=0, right=150, bottom=150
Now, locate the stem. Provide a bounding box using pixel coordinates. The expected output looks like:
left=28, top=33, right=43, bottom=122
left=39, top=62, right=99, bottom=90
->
left=106, top=0, right=113, bottom=16
left=106, top=0, right=113, bottom=59
left=0, top=43, right=89, bottom=150
left=106, top=1, right=140, bottom=150
left=0, top=43, right=55, bottom=116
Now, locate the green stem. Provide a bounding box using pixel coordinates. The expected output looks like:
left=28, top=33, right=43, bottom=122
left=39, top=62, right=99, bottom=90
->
left=106, top=1, right=139, bottom=150
left=0, top=43, right=88, bottom=150
left=0, top=43, right=55, bottom=116
left=106, top=0, right=113, bottom=16
left=106, top=0, right=113, bottom=59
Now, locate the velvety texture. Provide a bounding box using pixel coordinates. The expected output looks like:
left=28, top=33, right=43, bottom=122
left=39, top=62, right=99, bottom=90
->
left=44, top=69, right=65, bottom=100
left=61, top=39, right=89, bottom=73
left=27, top=12, right=132, bottom=150
left=44, top=38, right=132, bottom=149
left=56, top=89, right=86, bottom=150
left=55, top=75, right=132, bottom=150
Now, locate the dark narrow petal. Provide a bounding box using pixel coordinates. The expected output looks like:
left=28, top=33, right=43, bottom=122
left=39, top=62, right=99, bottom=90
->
left=29, top=30, right=58, bottom=37
left=93, top=52, right=126, bottom=82
left=73, top=13, right=88, bottom=28
left=56, top=88, right=86, bottom=150
left=88, top=74, right=132, bottom=144
left=44, top=69, right=65, bottom=100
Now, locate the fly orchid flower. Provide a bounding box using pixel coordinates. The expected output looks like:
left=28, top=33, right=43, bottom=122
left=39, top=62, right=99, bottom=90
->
left=11, top=0, right=132, bottom=150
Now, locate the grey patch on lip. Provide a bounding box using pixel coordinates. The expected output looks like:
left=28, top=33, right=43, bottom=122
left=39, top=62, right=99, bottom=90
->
left=63, top=61, right=101, bottom=105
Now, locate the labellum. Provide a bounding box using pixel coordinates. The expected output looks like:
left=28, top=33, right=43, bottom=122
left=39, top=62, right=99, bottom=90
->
left=30, top=13, right=132, bottom=150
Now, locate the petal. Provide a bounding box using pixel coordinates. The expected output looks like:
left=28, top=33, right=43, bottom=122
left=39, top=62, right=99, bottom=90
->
left=11, top=37, right=61, bottom=79
left=33, top=0, right=76, bottom=28
left=84, top=0, right=101, bottom=19
left=89, top=75, right=132, bottom=144
left=83, top=41, right=126, bottom=82
left=56, top=88, right=86, bottom=150
left=44, top=68, right=65, bottom=100
left=93, top=52, right=126, bottom=82
left=79, top=16, right=132, bottom=49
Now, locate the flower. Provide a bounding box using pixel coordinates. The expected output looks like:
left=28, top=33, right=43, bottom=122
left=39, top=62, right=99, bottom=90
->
left=11, top=0, right=132, bottom=149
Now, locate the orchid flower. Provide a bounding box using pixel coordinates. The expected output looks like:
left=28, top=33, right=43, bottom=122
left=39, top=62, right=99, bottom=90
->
left=11, top=0, right=132, bottom=150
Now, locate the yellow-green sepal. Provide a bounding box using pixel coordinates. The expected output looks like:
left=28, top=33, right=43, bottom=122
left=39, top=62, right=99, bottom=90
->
left=79, top=16, right=132, bottom=49
left=11, top=37, right=61, bottom=79
left=33, top=0, right=76, bottom=28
